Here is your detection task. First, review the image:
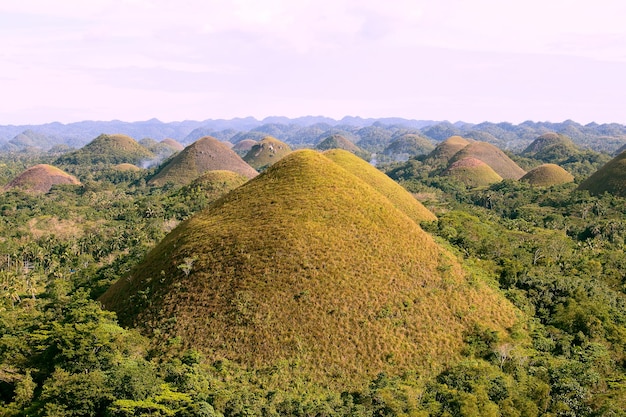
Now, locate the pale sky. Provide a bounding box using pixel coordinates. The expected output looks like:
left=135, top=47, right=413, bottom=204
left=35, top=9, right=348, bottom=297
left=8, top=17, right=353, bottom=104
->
left=1, top=0, right=625, bottom=125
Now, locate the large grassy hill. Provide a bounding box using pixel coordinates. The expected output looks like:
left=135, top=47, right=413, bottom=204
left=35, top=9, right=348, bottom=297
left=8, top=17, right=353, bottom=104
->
left=148, top=136, right=258, bottom=186
left=100, top=149, right=518, bottom=387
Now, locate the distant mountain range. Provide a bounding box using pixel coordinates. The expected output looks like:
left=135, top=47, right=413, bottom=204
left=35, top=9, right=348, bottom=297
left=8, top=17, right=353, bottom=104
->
left=2, top=116, right=626, bottom=154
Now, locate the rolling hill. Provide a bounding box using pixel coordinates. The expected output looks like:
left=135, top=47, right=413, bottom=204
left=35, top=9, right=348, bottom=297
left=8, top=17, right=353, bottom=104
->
left=100, top=149, right=517, bottom=387
left=148, top=136, right=258, bottom=186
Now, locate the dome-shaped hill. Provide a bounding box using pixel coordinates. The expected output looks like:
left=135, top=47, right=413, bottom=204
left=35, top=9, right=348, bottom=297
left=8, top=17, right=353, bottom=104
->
left=243, top=136, right=292, bottom=170
left=55, top=133, right=155, bottom=166
left=148, top=136, right=258, bottom=186
left=161, top=138, right=184, bottom=151
left=383, top=134, right=435, bottom=161
left=4, top=164, right=81, bottom=193
left=323, top=149, right=437, bottom=222
left=113, top=163, right=142, bottom=172
left=315, top=134, right=371, bottom=161
left=578, top=151, right=626, bottom=196
left=442, top=157, right=503, bottom=187
left=100, top=150, right=517, bottom=387
left=424, top=135, right=473, bottom=168
left=450, top=141, right=526, bottom=179
left=231, top=139, right=257, bottom=156
left=521, top=164, right=574, bottom=187
left=522, top=132, right=579, bottom=162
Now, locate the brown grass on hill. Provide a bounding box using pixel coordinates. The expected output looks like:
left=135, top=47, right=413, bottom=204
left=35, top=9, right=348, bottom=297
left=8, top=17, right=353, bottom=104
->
left=4, top=164, right=81, bottom=194
left=100, top=149, right=518, bottom=388
left=243, top=136, right=292, bottom=170
left=160, top=138, right=184, bottom=151
left=450, top=141, right=526, bottom=180
left=443, top=157, right=503, bottom=187
left=520, top=164, right=574, bottom=187
left=113, top=163, right=142, bottom=172
left=578, top=151, right=626, bottom=196
left=323, top=149, right=437, bottom=222
left=232, top=139, right=257, bottom=151
left=148, top=136, right=258, bottom=186
left=425, top=135, right=473, bottom=167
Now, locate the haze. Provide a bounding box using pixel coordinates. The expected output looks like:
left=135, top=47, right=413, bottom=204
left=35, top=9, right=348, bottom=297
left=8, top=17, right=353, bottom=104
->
left=1, top=0, right=625, bottom=125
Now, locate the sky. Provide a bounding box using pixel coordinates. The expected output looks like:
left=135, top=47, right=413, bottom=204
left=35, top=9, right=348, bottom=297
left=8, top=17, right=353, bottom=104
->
left=1, top=0, right=626, bottom=125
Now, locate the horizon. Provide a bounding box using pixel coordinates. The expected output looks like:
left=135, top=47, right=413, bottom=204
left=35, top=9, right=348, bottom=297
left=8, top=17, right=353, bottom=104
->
left=2, top=1, right=626, bottom=125
left=1, top=114, right=621, bottom=129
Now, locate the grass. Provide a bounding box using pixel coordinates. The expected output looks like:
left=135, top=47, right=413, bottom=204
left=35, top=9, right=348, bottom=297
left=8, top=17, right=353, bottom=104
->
left=101, top=149, right=518, bottom=388
left=243, top=136, right=292, bottom=170
left=148, top=136, right=258, bottom=186
left=4, top=164, right=81, bottom=194
left=323, top=149, right=437, bottom=222
left=520, top=163, right=574, bottom=186
left=442, top=157, right=503, bottom=187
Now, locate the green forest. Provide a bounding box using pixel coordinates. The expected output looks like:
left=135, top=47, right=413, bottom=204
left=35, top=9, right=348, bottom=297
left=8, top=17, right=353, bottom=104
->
left=1, top=128, right=626, bottom=417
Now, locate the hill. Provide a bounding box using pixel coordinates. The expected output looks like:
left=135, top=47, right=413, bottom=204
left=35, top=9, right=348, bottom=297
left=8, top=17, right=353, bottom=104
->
left=112, top=163, right=142, bottom=172
left=231, top=139, right=257, bottom=156
left=243, top=136, right=292, bottom=170
left=160, top=138, right=184, bottom=151
left=100, top=150, right=517, bottom=386
left=450, top=141, right=526, bottom=179
left=148, top=136, right=258, bottom=186
left=578, top=151, right=626, bottom=196
left=442, top=157, right=503, bottom=187
left=383, top=133, right=435, bottom=162
left=323, top=149, right=437, bottom=222
left=315, top=134, right=370, bottom=160
left=55, top=133, right=155, bottom=166
left=4, top=164, right=81, bottom=193
left=521, top=132, right=580, bottom=162
left=423, top=135, right=473, bottom=168
left=520, top=164, right=574, bottom=187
